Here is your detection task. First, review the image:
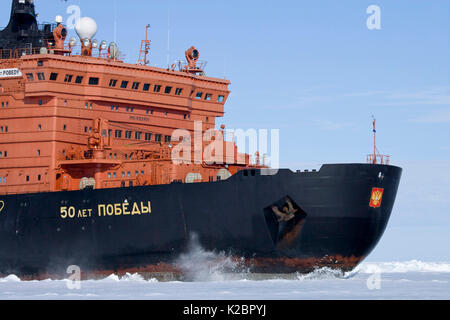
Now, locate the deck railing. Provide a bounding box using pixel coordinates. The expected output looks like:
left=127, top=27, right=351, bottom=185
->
left=367, top=154, right=390, bottom=165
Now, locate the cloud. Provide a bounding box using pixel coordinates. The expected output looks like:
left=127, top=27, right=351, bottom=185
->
left=408, top=109, right=450, bottom=124
left=313, top=120, right=357, bottom=131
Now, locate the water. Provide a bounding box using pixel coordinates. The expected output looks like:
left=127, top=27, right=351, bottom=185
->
left=0, top=236, right=449, bottom=300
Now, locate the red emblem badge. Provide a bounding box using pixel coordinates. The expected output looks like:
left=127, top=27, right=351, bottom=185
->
left=369, top=188, right=384, bottom=208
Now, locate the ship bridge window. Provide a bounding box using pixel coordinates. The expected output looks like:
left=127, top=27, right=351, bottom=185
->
left=135, top=132, right=142, bottom=140
left=64, top=74, right=73, bottom=83
left=143, top=83, right=150, bottom=91
left=26, top=73, right=34, bottom=81
left=121, top=81, right=129, bottom=89
left=37, top=72, right=45, bottom=81
left=109, top=79, right=117, bottom=87
left=153, top=85, right=161, bottom=93
left=217, top=95, right=224, bottom=103
left=165, top=86, right=172, bottom=94
left=50, top=73, right=58, bottom=81
left=89, top=77, right=99, bottom=85
left=204, top=93, right=212, bottom=101
left=75, top=76, right=83, bottom=84
left=175, top=88, right=183, bottom=95
left=195, top=92, right=203, bottom=99
left=132, top=82, right=140, bottom=90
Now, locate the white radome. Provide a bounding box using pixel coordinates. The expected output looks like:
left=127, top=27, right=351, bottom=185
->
left=75, top=17, right=98, bottom=40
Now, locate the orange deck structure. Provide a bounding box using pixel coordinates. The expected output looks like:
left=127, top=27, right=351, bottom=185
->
left=0, top=35, right=260, bottom=195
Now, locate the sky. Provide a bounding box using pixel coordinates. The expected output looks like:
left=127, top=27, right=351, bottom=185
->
left=1, top=0, right=449, bottom=261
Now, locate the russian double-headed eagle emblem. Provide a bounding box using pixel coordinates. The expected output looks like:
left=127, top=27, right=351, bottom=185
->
left=369, top=188, right=384, bottom=208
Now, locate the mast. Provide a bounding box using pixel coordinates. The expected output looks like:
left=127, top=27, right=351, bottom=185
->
left=372, top=116, right=377, bottom=164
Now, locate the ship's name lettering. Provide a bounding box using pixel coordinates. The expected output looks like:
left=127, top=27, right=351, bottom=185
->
left=129, top=116, right=150, bottom=122
left=59, top=201, right=151, bottom=219
left=0, top=68, right=22, bottom=78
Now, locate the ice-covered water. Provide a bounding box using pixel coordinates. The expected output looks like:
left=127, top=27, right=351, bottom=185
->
left=0, top=259, right=449, bottom=299
left=1, top=236, right=449, bottom=299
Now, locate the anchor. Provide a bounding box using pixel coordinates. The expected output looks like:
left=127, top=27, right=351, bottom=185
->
left=271, top=197, right=298, bottom=222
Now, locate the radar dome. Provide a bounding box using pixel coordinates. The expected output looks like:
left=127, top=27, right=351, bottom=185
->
left=75, top=17, right=98, bottom=40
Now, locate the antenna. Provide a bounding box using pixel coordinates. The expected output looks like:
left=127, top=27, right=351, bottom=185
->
left=372, top=115, right=377, bottom=164
left=167, top=8, right=170, bottom=67
left=138, top=24, right=151, bottom=65
left=113, top=0, right=117, bottom=43
left=367, top=116, right=390, bottom=165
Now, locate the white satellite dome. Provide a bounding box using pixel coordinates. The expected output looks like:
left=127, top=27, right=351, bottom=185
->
left=75, top=17, right=98, bottom=40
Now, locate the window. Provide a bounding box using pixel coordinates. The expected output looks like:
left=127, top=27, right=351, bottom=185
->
left=108, top=173, right=112, bottom=179
left=125, top=131, right=132, bottom=139
left=195, top=92, right=203, bottom=99
left=165, top=86, right=172, bottom=94
left=204, top=93, right=212, bottom=101
left=39, top=100, right=43, bottom=106
left=37, top=60, right=43, bottom=67
left=164, top=135, right=171, bottom=143
left=111, top=105, right=115, bottom=111
left=113, top=172, right=117, bottom=178
left=89, top=77, right=99, bottom=85
left=37, top=150, right=40, bottom=156
left=132, top=82, right=140, bottom=90
left=109, top=79, right=117, bottom=87
left=64, top=74, right=73, bottom=83
left=206, top=117, right=209, bottom=123
left=135, top=131, right=142, bottom=140
left=38, top=124, right=42, bottom=131
left=145, top=133, right=152, bottom=141
left=155, top=134, right=162, bottom=142
left=38, top=174, right=41, bottom=181
left=175, top=88, right=183, bottom=95
left=26, top=175, right=30, bottom=182
left=26, top=73, right=34, bottom=81
left=37, top=72, right=45, bottom=80
left=153, top=85, right=161, bottom=93
left=121, top=81, right=129, bottom=89
left=63, top=124, right=67, bottom=131
left=143, top=83, right=150, bottom=91
left=217, top=95, right=224, bottom=103
left=49, top=73, right=58, bottom=81
left=75, top=76, right=83, bottom=84
left=135, top=171, right=139, bottom=176
left=115, top=130, right=122, bottom=138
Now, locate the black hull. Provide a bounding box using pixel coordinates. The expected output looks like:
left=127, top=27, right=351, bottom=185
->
left=0, top=164, right=402, bottom=278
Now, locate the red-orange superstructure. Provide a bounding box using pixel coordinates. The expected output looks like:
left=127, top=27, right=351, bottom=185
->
left=0, top=35, right=260, bottom=196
